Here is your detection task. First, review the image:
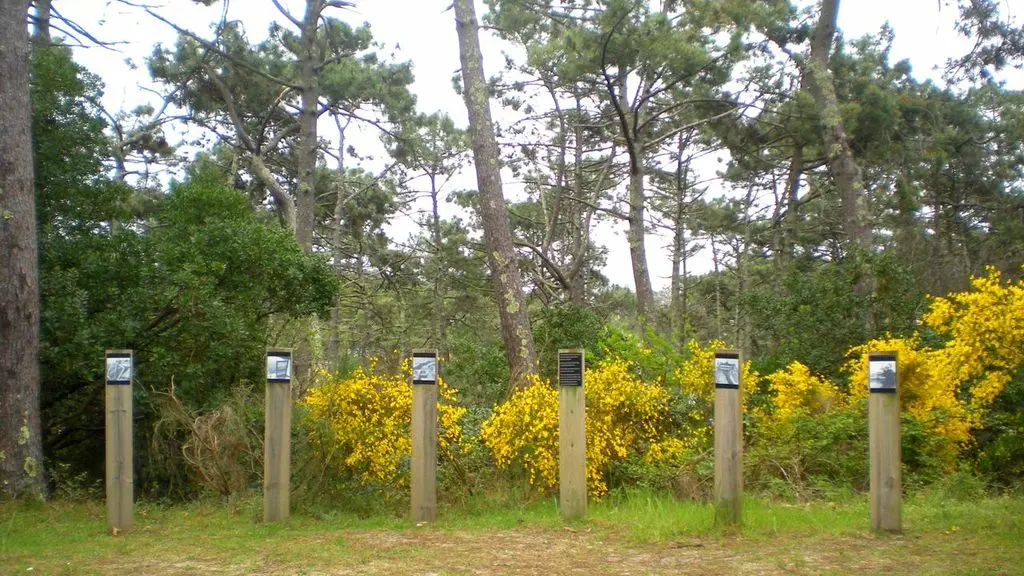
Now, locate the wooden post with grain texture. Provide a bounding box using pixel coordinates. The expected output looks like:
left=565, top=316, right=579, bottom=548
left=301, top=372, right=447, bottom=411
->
left=105, top=350, right=134, bottom=532
left=264, top=348, right=293, bottom=523
left=411, top=349, right=439, bottom=523
left=868, top=351, right=901, bottom=533
left=713, top=349, right=742, bottom=526
left=558, top=349, right=586, bottom=521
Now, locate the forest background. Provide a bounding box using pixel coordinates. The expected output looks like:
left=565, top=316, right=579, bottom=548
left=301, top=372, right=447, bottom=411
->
left=1, top=0, right=1023, bottom=508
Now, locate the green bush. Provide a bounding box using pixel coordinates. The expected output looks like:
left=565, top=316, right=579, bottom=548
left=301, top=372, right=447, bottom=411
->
left=974, top=372, right=1024, bottom=489
left=745, top=406, right=869, bottom=500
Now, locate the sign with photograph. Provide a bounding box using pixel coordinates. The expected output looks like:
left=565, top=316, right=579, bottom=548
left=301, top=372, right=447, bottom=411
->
left=558, top=350, right=584, bottom=387
left=412, top=351, right=438, bottom=385
left=714, top=351, right=740, bottom=389
left=266, top=350, right=292, bottom=383
left=105, top=352, right=133, bottom=385
left=868, top=352, right=897, bottom=393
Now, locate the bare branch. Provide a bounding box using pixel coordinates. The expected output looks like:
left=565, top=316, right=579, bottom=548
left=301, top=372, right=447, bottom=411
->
left=270, top=0, right=302, bottom=28
left=45, top=5, right=127, bottom=49
left=514, top=240, right=572, bottom=291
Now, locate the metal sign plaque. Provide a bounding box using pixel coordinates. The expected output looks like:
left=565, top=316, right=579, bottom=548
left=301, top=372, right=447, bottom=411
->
left=558, top=350, right=584, bottom=387
left=714, top=352, right=740, bottom=389
left=868, top=352, right=897, bottom=393
left=266, top=350, right=292, bottom=383
left=105, top=352, right=133, bottom=385
left=412, top=351, right=438, bottom=385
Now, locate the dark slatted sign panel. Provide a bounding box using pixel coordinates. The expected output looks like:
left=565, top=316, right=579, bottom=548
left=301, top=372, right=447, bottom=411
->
left=558, top=350, right=584, bottom=387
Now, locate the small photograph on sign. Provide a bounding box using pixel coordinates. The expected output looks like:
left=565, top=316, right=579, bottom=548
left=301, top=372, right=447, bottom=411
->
left=714, top=357, right=739, bottom=387
left=106, top=356, right=132, bottom=383
left=412, top=355, right=437, bottom=383
left=869, top=358, right=897, bottom=391
left=266, top=354, right=291, bottom=381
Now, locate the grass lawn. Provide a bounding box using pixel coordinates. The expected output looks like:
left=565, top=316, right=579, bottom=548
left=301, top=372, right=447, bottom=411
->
left=2, top=490, right=1022, bottom=575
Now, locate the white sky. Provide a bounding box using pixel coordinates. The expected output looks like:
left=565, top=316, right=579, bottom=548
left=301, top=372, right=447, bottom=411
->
left=61, top=0, right=1021, bottom=292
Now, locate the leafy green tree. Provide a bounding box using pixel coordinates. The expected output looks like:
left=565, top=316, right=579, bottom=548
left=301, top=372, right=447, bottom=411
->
left=148, top=1, right=414, bottom=251
left=488, top=0, right=748, bottom=332
left=31, top=45, right=338, bottom=489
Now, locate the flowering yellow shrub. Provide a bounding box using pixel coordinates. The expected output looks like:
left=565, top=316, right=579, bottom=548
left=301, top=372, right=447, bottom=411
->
left=841, top=269, right=1024, bottom=456
left=302, top=359, right=467, bottom=488
left=479, top=374, right=559, bottom=489
left=584, top=357, right=674, bottom=495
left=675, top=339, right=759, bottom=401
left=768, top=361, right=843, bottom=421
left=481, top=357, right=677, bottom=498
left=922, top=267, right=1024, bottom=407
left=643, top=437, right=689, bottom=466
left=843, top=335, right=972, bottom=452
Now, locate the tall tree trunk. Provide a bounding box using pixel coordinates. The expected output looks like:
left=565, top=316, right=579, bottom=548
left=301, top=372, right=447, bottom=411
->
left=32, top=0, right=51, bottom=46
left=711, top=237, right=722, bottom=340
left=627, top=165, right=654, bottom=327
left=806, top=0, right=873, bottom=262
left=327, top=120, right=347, bottom=363
left=358, top=254, right=371, bottom=359
left=669, top=222, right=683, bottom=343
left=0, top=0, right=47, bottom=499
left=568, top=116, right=587, bottom=307
left=681, top=230, right=689, bottom=343
left=294, top=0, right=321, bottom=253
left=291, top=0, right=324, bottom=387
left=565, top=92, right=600, bottom=307
left=616, top=75, right=654, bottom=328
left=735, top=186, right=755, bottom=352
left=453, top=0, right=538, bottom=390
left=781, top=142, right=804, bottom=265
left=429, top=174, right=448, bottom=359
left=669, top=132, right=689, bottom=347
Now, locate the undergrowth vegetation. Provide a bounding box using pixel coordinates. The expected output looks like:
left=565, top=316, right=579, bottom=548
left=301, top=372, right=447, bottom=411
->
left=75, top=268, right=1024, bottom=508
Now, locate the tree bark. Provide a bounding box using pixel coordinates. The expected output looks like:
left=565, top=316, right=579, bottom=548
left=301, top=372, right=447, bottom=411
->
left=669, top=133, right=690, bottom=347
left=326, top=119, right=347, bottom=363
left=806, top=0, right=873, bottom=260
left=32, top=0, right=51, bottom=47
left=781, top=142, right=804, bottom=264
left=290, top=0, right=326, bottom=388
left=711, top=237, right=722, bottom=340
left=429, top=174, right=448, bottom=359
left=453, top=0, right=538, bottom=390
left=567, top=104, right=589, bottom=307
left=616, top=75, right=654, bottom=327
left=0, top=0, right=47, bottom=499
left=735, top=186, right=755, bottom=352
left=627, top=165, right=654, bottom=326
left=294, top=0, right=321, bottom=253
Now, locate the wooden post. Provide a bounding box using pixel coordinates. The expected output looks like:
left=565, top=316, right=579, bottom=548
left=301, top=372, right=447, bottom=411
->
left=868, top=351, right=901, bottom=533
left=411, top=349, right=438, bottom=523
left=558, top=349, right=586, bottom=521
left=713, top=349, right=742, bottom=526
left=264, top=348, right=293, bottom=523
left=105, top=350, right=133, bottom=532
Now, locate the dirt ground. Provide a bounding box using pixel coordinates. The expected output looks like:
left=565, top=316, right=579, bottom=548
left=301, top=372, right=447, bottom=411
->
left=93, top=525, right=1013, bottom=576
